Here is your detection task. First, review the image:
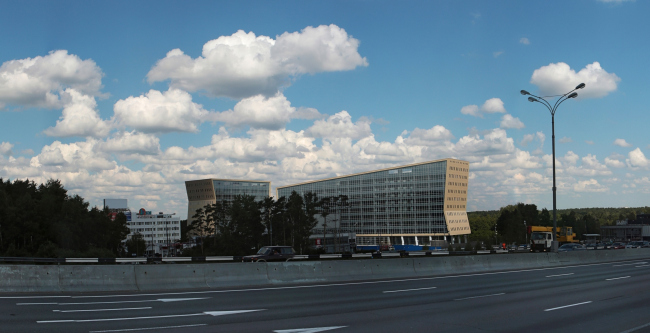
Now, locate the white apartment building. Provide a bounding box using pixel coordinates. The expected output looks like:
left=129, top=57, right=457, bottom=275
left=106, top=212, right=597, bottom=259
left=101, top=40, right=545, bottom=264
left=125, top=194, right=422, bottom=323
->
left=127, top=209, right=181, bottom=256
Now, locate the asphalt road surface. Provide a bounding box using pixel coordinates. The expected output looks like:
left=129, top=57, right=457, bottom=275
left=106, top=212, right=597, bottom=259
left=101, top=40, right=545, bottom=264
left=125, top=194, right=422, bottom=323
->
left=2, top=257, right=650, bottom=333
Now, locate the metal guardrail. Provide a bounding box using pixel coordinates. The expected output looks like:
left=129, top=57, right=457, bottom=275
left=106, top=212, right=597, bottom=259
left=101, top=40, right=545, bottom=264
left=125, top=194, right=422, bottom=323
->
left=0, top=249, right=509, bottom=264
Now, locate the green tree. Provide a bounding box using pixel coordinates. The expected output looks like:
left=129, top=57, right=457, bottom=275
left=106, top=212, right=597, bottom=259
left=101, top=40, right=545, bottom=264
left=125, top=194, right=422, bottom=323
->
left=188, top=207, right=212, bottom=254
left=125, top=232, right=146, bottom=257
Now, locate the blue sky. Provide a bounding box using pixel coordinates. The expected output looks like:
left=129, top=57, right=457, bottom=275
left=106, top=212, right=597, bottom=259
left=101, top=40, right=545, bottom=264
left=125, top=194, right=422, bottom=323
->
left=1, top=0, right=648, bottom=218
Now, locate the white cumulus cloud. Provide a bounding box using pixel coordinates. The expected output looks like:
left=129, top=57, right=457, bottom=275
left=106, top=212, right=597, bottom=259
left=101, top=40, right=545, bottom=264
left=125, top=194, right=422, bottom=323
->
left=461, top=98, right=506, bottom=118
left=306, top=111, right=372, bottom=140
left=520, top=38, right=530, bottom=45
left=573, top=179, right=607, bottom=192
left=0, top=50, right=104, bottom=110
left=211, top=93, right=297, bottom=130
left=100, top=131, right=161, bottom=155
left=113, top=89, right=210, bottom=133
left=0, top=142, right=13, bottom=156
left=43, top=89, right=111, bottom=138
left=500, top=114, right=525, bottom=129
left=405, top=125, right=454, bottom=145
left=627, top=148, right=649, bottom=168
left=530, top=62, right=620, bottom=99
left=147, top=25, right=368, bottom=99
left=613, top=138, right=632, bottom=147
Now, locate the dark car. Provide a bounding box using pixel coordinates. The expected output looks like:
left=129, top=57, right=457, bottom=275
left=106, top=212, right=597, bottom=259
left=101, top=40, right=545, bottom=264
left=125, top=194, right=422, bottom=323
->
left=242, top=246, right=296, bottom=262
left=557, top=243, right=586, bottom=252
left=611, top=242, right=626, bottom=249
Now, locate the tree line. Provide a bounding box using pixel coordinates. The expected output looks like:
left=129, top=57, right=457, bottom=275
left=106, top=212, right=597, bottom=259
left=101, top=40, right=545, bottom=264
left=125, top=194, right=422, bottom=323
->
left=468, top=203, right=650, bottom=246
left=0, top=178, right=130, bottom=258
left=185, top=192, right=348, bottom=256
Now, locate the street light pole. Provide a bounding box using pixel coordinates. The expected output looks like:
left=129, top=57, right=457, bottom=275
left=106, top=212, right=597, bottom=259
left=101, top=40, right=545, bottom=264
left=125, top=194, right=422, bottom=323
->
left=520, top=83, right=585, bottom=252
left=524, top=220, right=527, bottom=249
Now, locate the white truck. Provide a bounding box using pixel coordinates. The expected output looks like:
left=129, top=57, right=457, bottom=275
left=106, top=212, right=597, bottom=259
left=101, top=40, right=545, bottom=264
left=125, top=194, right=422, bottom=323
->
left=530, top=231, right=553, bottom=252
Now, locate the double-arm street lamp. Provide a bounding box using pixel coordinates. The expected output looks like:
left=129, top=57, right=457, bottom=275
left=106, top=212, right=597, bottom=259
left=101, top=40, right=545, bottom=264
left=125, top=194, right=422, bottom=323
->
left=520, top=83, right=585, bottom=252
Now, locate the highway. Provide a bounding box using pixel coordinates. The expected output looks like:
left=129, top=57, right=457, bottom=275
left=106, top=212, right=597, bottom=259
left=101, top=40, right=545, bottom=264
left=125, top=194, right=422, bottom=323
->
left=1, top=257, right=650, bottom=333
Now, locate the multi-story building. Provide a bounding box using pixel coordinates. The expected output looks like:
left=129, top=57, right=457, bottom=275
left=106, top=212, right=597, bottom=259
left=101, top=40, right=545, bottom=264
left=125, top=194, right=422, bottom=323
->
left=105, top=199, right=181, bottom=256
left=185, top=179, right=271, bottom=225
left=128, top=209, right=181, bottom=256
left=276, top=158, right=471, bottom=250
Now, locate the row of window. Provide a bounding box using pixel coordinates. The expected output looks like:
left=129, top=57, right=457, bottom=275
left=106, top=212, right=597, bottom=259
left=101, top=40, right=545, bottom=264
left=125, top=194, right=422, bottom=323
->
left=129, top=221, right=179, bottom=226
left=446, top=205, right=466, bottom=209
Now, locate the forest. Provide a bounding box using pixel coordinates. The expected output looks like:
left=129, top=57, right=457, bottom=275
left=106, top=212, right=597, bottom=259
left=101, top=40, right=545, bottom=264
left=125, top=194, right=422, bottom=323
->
left=468, top=203, right=650, bottom=247
left=0, top=178, right=129, bottom=258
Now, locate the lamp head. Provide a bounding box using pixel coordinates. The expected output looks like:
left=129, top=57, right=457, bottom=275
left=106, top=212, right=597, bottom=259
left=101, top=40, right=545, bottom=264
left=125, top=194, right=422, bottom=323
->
left=568, top=92, right=578, bottom=99
left=528, top=97, right=538, bottom=102
left=520, top=90, right=530, bottom=96
left=576, top=83, right=586, bottom=90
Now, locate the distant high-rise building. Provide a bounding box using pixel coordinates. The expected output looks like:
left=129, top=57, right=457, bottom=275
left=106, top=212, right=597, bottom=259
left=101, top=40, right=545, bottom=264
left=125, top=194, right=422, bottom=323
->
left=277, top=158, right=471, bottom=249
left=185, top=179, right=271, bottom=225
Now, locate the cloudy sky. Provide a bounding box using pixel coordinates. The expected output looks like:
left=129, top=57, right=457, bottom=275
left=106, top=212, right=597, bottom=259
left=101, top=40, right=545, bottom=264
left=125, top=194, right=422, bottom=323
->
left=1, top=0, right=648, bottom=218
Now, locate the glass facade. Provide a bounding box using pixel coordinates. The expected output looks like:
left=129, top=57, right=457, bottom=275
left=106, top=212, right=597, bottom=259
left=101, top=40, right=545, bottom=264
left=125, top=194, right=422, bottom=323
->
left=277, top=159, right=470, bottom=246
left=213, top=180, right=270, bottom=202
left=185, top=178, right=270, bottom=224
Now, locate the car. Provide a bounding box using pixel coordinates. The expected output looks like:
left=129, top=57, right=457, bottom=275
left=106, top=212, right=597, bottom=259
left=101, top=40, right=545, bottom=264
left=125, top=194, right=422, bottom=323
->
left=557, top=243, right=586, bottom=252
left=242, top=246, right=296, bottom=262
left=610, top=242, right=626, bottom=249
left=585, top=243, right=598, bottom=250
left=642, top=241, right=650, bottom=248
left=625, top=241, right=643, bottom=249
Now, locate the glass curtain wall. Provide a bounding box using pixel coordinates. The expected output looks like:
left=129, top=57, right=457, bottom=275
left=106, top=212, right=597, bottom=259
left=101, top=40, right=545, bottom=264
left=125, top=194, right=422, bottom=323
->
left=277, top=160, right=448, bottom=245
left=213, top=180, right=270, bottom=202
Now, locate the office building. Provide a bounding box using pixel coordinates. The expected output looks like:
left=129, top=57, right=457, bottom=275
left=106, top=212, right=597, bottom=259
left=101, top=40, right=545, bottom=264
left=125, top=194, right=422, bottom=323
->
left=185, top=179, right=271, bottom=225
left=276, top=158, right=471, bottom=250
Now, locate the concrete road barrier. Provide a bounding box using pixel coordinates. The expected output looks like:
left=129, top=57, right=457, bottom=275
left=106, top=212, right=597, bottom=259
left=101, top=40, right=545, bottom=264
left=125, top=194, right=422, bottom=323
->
left=2, top=249, right=650, bottom=293
left=205, top=262, right=269, bottom=288
left=267, top=261, right=324, bottom=284
left=321, top=260, right=374, bottom=282
left=134, top=264, right=208, bottom=291
left=59, top=265, right=138, bottom=292
left=0, top=265, right=59, bottom=293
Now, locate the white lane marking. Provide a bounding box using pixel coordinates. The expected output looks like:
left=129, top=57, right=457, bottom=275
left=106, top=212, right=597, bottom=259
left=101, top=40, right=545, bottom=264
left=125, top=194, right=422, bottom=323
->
left=635, top=265, right=650, bottom=268
left=89, top=324, right=207, bottom=332
left=17, top=258, right=650, bottom=300
left=606, top=276, right=631, bottom=281
left=53, top=307, right=151, bottom=313
left=20, top=298, right=209, bottom=306
left=204, top=310, right=264, bottom=316
left=454, top=293, right=505, bottom=301
left=383, top=287, right=437, bottom=293
left=274, top=327, right=347, bottom=333
left=544, top=301, right=592, bottom=312
left=546, top=273, right=574, bottom=278
left=613, top=262, right=646, bottom=267
left=619, top=321, right=650, bottom=333
left=37, top=309, right=264, bottom=323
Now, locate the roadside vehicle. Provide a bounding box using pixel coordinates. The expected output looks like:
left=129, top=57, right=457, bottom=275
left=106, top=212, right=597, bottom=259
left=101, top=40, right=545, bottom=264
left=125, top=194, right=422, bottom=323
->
left=611, top=242, right=626, bottom=249
left=643, top=241, right=650, bottom=248
left=529, top=226, right=578, bottom=252
left=242, top=246, right=296, bottom=262
left=557, top=243, right=586, bottom=252
left=586, top=243, right=598, bottom=250
left=625, top=241, right=643, bottom=249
